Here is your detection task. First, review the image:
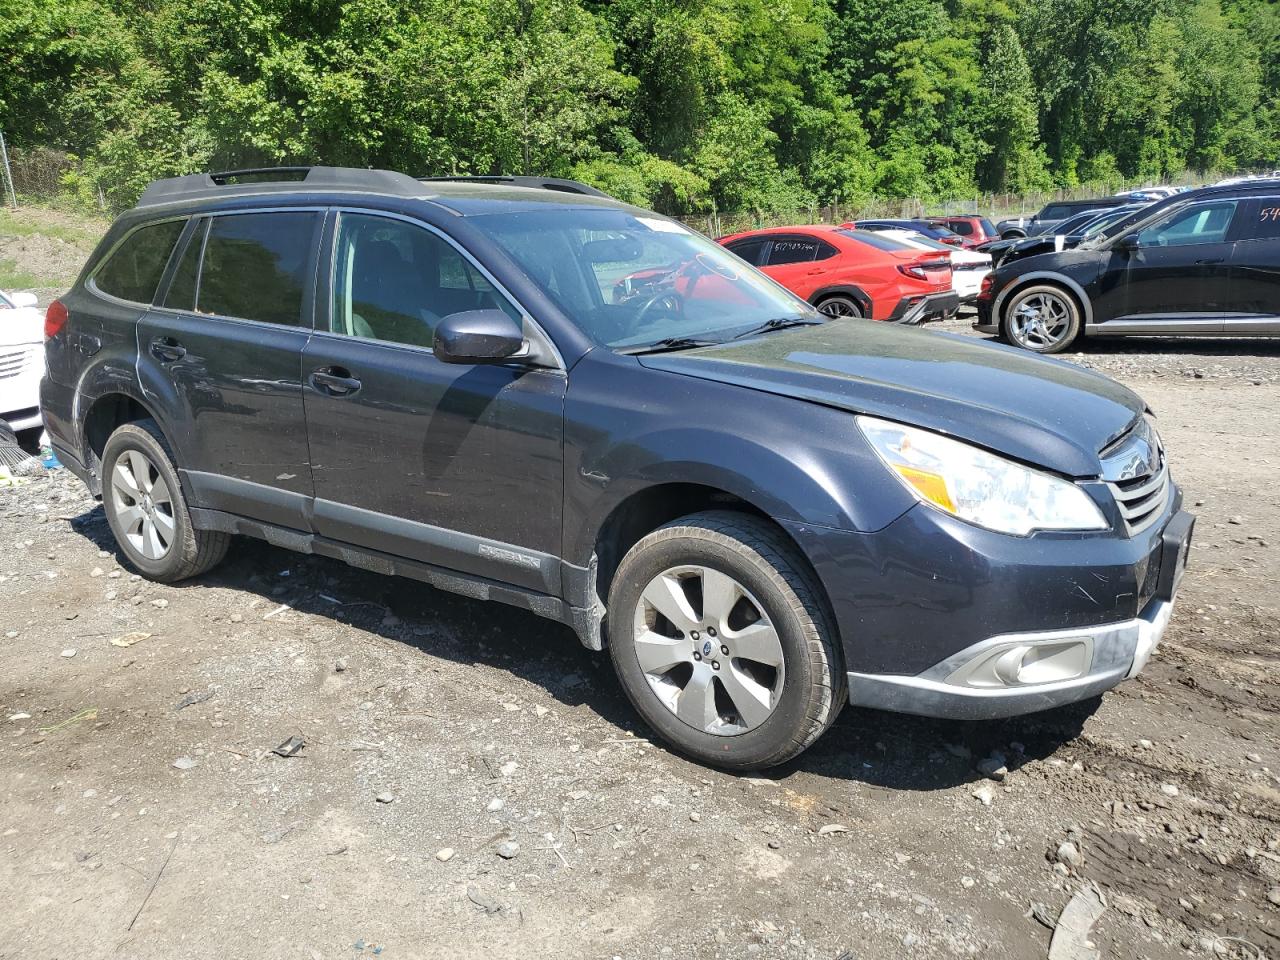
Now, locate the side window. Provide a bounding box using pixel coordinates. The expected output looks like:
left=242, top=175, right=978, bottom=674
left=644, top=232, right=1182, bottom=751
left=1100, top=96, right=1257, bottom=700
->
left=93, top=219, right=185, bottom=304
left=1241, top=199, right=1280, bottom=241
left=725, top=239, right=767, bottom=266
left=1137, top=201, right=1238, bottom=248
left=766, top=237, right=820, bottom=265
left=331, top=213, right=518, bottom=348
left=948, top=220, right=974, bottom=236
left=162, top=219, right=207, bottom=311
left=814, top=241, right=838, bottom=261
left=198, top=212, right=318, bottom=325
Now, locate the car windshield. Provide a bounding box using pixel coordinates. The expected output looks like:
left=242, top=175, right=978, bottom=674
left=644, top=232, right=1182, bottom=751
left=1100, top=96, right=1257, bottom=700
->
left=469, top=209, right=819, bottom=350
left=900, top=234, right=953, bottom=252
left=1078, top=207, right=1151, bottom=249
left=1040, top=204, right=1083, bottom=220
left=1058, top=210, right=1111, bottom=235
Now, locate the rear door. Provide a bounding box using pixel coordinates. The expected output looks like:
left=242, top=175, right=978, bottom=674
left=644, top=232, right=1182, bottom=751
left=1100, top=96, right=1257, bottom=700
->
left=301, top=209, right=567, bottom=593
left=1226, top=197, right=1280, bottom=333
left=1111, top=198, right=1240, bottom=332
left=140, top=209, right=323, bottom=529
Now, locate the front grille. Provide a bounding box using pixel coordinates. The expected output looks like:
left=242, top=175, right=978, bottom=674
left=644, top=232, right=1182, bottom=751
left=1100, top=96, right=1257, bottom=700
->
left=1101, top=418, right=1170, bottom=536
left=0, top=345, right=39, bottom=381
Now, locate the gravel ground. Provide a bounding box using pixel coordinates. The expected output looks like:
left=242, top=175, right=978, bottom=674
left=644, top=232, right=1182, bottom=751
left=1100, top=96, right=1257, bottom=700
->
left=2, top=318, right=1279, bottom=955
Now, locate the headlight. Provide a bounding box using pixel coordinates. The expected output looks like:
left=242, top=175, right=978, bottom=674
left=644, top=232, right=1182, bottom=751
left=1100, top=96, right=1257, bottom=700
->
left=858, top=416, right=1108, bottom=536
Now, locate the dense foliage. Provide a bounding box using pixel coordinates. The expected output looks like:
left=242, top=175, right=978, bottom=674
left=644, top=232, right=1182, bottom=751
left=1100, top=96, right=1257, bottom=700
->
left=0, top=0, right=1276, bottom=212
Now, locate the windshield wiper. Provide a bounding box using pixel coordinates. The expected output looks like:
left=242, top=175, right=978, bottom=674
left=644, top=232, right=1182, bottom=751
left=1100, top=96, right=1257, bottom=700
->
left=621, top=336, right=722, bottom=355
left=730, top=316, right=824, bottom=340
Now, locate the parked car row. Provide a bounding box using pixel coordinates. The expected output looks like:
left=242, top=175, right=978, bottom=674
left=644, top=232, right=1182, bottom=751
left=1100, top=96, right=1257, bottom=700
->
left=718, top=223, right=989, bottom=324
left=976, top=178, right=1280, bottom=352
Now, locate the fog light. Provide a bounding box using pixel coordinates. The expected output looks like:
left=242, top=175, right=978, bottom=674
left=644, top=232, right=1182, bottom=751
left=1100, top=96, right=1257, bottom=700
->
left=947, top=638, right=1093, bottom=689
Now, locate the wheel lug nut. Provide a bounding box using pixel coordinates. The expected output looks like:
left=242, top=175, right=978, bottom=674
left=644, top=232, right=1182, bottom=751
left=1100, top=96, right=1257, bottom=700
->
left=711, top=660, right=720, bottom=671
left=720, top=645, right=729, bottom=656
left=693, top=652, right=702, bottom=661
left=707, top=627, right=716, bottom=637
left=690, top=630, right=700, bottom=641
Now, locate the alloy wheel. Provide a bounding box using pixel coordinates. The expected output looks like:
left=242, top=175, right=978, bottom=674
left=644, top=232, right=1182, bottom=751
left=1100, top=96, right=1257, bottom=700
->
left=1010, top=291, right=1072, bottom=349
left=110, top=449, right=176, bottom=561
left=817, top=297, right=861, bottom=318
left=631, top=565, right=785, bottom=735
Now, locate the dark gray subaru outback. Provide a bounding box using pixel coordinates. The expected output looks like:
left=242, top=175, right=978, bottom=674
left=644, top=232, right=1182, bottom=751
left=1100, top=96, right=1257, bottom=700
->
left=41, top=167, right=1194, bottom=769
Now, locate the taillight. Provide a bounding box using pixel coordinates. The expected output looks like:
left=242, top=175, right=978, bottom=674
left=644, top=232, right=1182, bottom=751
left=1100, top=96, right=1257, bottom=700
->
left=44, top=299, right=69, bottom=340
left=979, top=274, right=994, bottom=299
left=898, top=258, right=950, bottom=281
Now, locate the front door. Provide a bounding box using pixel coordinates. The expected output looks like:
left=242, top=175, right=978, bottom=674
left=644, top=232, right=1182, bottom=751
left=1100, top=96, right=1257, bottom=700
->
left=140, top=210, right=323, bottom=529
left=301, top=210, right=567, bottom=594
left=1108, top=199, right=1240, bottom=332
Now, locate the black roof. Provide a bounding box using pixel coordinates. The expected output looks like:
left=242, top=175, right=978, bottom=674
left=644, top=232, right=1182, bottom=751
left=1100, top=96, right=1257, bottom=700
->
left=135, top=166, right=618, bottom=214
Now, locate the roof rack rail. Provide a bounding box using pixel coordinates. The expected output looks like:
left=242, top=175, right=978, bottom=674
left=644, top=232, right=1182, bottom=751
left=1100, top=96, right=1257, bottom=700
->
left=418, top=175, right=611, bottom=198
left=136, top=166, right=428, bottom=208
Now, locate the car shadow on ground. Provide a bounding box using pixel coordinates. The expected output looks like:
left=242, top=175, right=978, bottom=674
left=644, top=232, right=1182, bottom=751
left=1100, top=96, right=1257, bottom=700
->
left=67, top=503, right=1095, bottom=794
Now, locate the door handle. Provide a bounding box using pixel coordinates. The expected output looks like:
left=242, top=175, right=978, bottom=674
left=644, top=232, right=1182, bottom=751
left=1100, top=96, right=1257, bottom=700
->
left=806, top=267, right=827, bottom=275
left=1195, top=257, right=1224, bottom=264
left=310, top=366, right=362, bottom=396
left=149, top=336, right=186, bottom=362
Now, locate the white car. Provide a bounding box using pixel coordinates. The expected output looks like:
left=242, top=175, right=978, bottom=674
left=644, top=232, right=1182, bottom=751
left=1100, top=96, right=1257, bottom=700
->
left=873, top=229, right=993, bottom=303
left=0, top=290, right=45, bottom=434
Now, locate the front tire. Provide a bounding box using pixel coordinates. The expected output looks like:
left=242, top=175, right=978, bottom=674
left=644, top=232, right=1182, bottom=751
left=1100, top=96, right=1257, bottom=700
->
left=1001, top=283, right=1082, bottom=354
left=606, top=511, right=844, bottom=770
left=101, top=420, right=230, bottom=582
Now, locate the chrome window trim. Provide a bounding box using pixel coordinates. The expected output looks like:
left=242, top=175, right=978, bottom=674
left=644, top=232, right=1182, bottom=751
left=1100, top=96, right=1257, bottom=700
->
left=325, top=206, right=566, bottom=372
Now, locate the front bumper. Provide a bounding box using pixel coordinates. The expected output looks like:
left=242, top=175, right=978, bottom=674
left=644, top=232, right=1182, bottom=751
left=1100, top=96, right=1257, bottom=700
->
left=887, top=290, right=961, bottom=325
left=845, top=593, right=1176, bottom=719
left=783, top=496, right=1193, bottom=720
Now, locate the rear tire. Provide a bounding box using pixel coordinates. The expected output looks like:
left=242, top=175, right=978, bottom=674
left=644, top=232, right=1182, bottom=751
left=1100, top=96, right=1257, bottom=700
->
left=101, top=420, right=230, bottom=582
left=815, top=294, right=864, bottom=319
left=1000, top=283, right=1082, bottom=354
left=606, top=511, right=844, bottom=770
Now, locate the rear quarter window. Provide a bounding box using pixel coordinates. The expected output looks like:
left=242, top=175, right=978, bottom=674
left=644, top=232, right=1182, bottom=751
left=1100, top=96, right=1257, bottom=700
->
left=92, top=219, right=185, bottom=304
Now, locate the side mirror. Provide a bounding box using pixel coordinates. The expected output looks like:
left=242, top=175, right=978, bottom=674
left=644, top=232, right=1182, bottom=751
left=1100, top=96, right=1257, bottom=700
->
left=433, top=309, right=526, bottom=365
left=9, top=291, right=38, bottom=308
left=1116, top=233, right=1142, bottom=252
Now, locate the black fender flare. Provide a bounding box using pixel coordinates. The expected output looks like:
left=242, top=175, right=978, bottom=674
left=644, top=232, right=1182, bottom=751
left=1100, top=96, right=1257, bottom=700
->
left=808, top=284, right=872, bottom=317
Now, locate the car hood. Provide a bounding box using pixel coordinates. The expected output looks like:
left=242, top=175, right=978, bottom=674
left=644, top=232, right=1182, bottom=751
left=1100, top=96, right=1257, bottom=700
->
left=638, top=321, right=1145, bottom=477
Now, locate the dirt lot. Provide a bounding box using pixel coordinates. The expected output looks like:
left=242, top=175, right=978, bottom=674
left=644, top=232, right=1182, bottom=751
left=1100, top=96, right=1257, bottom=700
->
left=2, top=208, right=1279, bottom=959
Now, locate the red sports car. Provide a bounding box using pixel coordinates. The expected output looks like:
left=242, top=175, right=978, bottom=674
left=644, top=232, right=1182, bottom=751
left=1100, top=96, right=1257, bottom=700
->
left=719, top=225, right=959, bottom=323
